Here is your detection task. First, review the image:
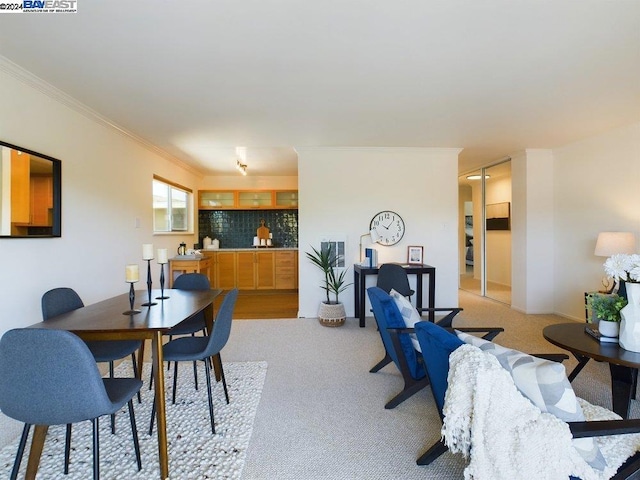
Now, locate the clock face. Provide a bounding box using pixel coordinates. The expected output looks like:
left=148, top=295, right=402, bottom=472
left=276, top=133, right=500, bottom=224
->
left=369, top=211, right=405, bottom=246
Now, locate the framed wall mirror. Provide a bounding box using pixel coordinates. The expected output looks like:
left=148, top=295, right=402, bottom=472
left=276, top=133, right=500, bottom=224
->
left=0, top=140, right=61, bottom=238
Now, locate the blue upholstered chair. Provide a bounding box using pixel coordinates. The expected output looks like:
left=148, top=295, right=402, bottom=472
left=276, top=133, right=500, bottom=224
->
left=149, top=273, right=210, bottom=391
left=367, top=286, right=428, bottom=408
left=42, top=288, right=142, bottom=400
left=150, top=289, right=238, bottom=435
left=412, top=321, right=640, bottom=478
left=0, top=328, right=142, bottom=480
left=41, top=287, right=142, bottom=472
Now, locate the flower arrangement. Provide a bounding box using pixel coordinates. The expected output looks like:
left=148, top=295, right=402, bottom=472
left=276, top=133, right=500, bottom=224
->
left=603, top=254, right=640, bottom=283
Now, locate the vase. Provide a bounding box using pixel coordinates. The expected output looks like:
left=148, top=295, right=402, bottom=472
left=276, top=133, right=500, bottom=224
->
left=597, top=319, right=619, bottom=338
left=619, top=283, right=640, bottom=352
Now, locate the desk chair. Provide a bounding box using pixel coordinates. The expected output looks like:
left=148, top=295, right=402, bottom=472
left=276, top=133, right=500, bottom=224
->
left=376, top=263, right=414, bottom=298
left=0, top=329, right=142, bottom=480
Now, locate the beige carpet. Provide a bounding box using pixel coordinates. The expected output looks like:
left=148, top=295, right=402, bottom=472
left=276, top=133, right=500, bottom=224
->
left=222, top=290, right=639, bottom=479
left=2, top=291, right=633, bottom=479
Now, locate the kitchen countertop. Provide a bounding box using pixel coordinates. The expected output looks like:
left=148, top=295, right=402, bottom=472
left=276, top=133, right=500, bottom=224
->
left=201, top=247, right=298, bottom=251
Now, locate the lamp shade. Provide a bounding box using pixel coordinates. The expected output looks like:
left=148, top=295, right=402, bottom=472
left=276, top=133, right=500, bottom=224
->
left=594, top=232, right=637, bottom=256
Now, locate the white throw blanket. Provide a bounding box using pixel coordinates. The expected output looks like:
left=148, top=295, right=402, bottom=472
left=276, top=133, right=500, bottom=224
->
left=441, top=344, right=640, bottom=480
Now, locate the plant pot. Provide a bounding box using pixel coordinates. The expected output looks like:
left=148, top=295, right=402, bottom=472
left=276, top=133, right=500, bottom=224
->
left=318, top=302, right=346, bottom=327
left=598, top=319, right=619, bottom=338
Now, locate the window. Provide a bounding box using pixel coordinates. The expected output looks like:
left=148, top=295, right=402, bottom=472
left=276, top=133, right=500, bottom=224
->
left=321, top=239, right=346, bottom=268
left=153, top=176, right=192, bottom=233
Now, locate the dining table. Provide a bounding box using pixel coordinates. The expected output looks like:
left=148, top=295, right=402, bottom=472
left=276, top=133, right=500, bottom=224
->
left=25, top=287, right=223, bottom=480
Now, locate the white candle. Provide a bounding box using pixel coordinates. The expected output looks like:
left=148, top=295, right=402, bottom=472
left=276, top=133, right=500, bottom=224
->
left=157, top=248, right=168, bottom=264
left=142, top=243, right=154, bottom=260
left=253, top=236, right=259, bottom=246
left=125, top=264, right=139, bottom=283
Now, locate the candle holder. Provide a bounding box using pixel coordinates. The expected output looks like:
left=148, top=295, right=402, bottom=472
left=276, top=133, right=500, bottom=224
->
left=141, top=259, right=157, bottom=306
left=156, top=262, right=169, bottom=300
left=123, top=282, right=141, bottom=315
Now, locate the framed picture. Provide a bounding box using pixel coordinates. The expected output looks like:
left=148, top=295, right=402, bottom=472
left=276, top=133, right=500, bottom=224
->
left=407, top=246, right=423, bottom=265
left=486, top=202, right=511, bottom=231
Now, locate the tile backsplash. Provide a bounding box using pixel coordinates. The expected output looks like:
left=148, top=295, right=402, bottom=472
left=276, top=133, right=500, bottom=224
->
left=198, top=210, right=298, bottom=249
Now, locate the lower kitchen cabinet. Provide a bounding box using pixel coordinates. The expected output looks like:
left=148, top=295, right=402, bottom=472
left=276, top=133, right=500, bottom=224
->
left=201, top=249, right=296, bottom=290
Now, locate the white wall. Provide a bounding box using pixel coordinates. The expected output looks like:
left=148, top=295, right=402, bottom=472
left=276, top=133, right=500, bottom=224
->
left=297, top=147, right=461, bottom=319
left=0, top=67, right=201, bottom=336
left=553, top=122, right=640, bottom=320
left=511, top=149, right=556, bottom=314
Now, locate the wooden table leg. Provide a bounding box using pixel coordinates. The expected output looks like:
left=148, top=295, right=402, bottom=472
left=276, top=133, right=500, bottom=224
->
left=24, top=425, right=48, bottom=480
left=152, top=331, right=169, bottom=479
left=137, top=340, right=145, bottom=381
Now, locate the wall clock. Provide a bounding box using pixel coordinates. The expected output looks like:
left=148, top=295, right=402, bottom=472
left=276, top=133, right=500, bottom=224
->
left=369, top=210, right=405, bottom=246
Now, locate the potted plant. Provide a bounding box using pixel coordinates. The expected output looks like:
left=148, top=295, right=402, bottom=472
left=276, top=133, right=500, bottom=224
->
left=306, top=243, right=351, bottom=327
left=588, top=293, right=628, bottom=337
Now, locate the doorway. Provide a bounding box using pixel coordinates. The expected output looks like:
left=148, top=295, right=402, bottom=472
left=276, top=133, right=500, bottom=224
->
left=458, top=160, right=512, bottom=305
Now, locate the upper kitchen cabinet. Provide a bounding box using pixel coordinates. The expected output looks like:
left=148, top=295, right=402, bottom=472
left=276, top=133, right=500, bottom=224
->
left=199, top=190, right=235, bottom=209
left=274, top=190, right=298, bottom=208
left=198, top=190, right=298, bottom=210
left=237, top=190, right=273, bottom=209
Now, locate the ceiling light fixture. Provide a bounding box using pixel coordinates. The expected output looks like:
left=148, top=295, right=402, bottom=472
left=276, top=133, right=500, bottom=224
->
left=466, top=174, right=490, bottom=180
left=236, top=159, right=247, bottom=176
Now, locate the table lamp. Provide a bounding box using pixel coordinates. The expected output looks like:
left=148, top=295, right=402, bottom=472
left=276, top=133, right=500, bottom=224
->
left=594, top=231, right=636, bottom=292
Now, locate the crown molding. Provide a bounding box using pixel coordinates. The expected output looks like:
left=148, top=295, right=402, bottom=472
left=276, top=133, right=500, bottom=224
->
left=0, top=55, right=202, bottom=177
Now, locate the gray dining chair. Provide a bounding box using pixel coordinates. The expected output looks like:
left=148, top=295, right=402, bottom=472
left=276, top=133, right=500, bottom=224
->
left=0, top=328, right=142, bottom=480
left=149, top=273, right=209, bottom=391
left=41, top=287, right=142, bottom=472
left=150, top=288, right=238, bottom=435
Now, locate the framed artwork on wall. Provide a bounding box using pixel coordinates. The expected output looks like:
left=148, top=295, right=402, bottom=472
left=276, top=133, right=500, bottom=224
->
left=407, top=245, right=423, bottom=265
left=486, top=202, right=511, bottom=230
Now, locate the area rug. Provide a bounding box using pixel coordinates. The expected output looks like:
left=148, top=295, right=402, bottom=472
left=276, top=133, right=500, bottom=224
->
left=0, top=361, right=267, bottom=479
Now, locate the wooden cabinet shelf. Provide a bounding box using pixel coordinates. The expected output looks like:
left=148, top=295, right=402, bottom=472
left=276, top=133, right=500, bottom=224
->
left=201, top=249, right=297, bottom=290
left=198, top=190, right=298, bottom=210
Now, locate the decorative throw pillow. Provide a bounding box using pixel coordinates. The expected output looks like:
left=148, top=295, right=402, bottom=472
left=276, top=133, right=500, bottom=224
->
left=455, top=330, right=607, bottom=471
left=389, top=289, right=422, bottom=351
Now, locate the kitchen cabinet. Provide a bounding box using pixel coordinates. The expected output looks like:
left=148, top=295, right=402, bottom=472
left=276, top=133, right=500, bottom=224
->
left=275, top=250, right=297, bottom=289
left=10, top=151, right=30, bottom=224
left=237, top=191, right=273, bottom=209
left=215, top=251, right=237, bottom=289
left=201, top=249, right=296, bottom=290
left=199, top=191, right=235, bottom=209
left=236, top=250, right=276, bottom=289
left=30, top=175, right=53, bottom=226
left=274, top=190, right=298, bottom=208
left=198, top=190, right=298, bottom=210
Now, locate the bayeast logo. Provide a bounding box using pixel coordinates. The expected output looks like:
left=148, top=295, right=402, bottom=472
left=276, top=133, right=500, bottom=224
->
left=23, top=0, right=77, bottom=12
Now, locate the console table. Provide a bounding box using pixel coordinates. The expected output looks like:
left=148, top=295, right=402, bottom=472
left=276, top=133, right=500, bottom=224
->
left=353, top=263, right=436, bottom=327
left=169, top=256, right=211, bottom=287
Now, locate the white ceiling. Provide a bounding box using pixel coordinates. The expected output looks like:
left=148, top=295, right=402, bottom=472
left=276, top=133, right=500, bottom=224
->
left=0, top=1, right=638, bottom=176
